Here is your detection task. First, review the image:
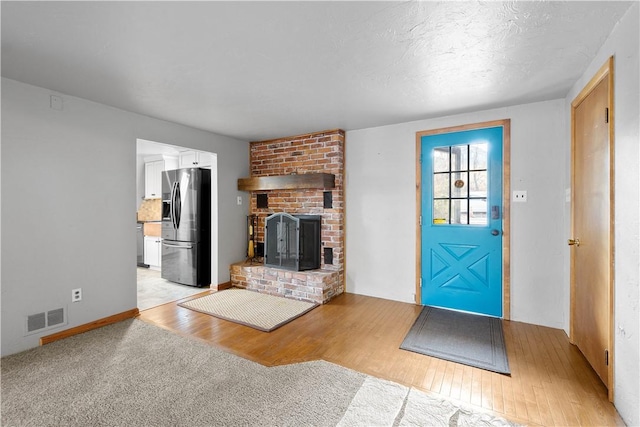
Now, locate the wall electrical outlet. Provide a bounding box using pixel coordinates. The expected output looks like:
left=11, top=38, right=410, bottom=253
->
left=513, top=190, right=528, bottom=202
left=72, top=288, right=82, bottom=302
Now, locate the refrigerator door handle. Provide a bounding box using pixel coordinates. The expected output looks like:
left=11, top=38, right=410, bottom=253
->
left=174, top=182, right=182, bottom=229
left=162, top=242, right=193, bottom=249
left=169, top=181, right=174, bottom=229
left=170, top=181, right=178, bottom=230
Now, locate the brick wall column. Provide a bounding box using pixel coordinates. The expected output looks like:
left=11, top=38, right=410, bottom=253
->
left=247, top=129, right=345, bottom=295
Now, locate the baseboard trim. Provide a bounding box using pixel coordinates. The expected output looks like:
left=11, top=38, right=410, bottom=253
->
left=40, top=308, right=140, bottom=346
left=214, top=281, right=232, bottom=291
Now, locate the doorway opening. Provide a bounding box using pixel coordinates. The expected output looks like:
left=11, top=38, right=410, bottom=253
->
left=136, top=138, right=218, bottom=310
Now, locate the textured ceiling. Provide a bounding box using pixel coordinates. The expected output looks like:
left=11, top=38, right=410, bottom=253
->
left=1, top=1, right=633, bottom=141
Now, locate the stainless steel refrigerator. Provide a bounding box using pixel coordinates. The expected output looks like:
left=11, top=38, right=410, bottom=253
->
left=161, top=168, right=211, bottom=287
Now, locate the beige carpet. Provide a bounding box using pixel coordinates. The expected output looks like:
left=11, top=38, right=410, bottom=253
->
left=178, top=288, right=318, bottom=331
left=1, top=319, right=364, bottom=427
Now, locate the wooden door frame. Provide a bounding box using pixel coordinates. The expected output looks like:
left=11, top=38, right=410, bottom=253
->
left=570, top=57, right=615, bottom=401
left=415, top=119, right=511, bottom=319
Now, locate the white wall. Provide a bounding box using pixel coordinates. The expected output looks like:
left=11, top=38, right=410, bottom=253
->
left=564, top=3, right=639, bottom=425
left=346, top=99, right=567, bottom=329
left=1, top=78, right=249, bottom=356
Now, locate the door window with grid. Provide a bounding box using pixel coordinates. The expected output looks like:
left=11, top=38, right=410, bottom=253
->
left=432, top=143, right=488, bottom=225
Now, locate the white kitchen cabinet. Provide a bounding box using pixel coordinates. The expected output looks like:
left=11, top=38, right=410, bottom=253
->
left=179, top=150, right=211, bottom=168
left=144, top=155, right=178, bottom=199
left=144, top=160, right=163, bottom=199
left=144, top=236, right=162, bottom=268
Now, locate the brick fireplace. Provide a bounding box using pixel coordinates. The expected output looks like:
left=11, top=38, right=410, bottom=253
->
left=231, top=129, right=345, bottom=304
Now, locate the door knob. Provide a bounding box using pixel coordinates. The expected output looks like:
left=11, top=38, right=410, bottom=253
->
left=491, top=229, right=500, bottom=236
left=568, top=238, right=580, bottom=247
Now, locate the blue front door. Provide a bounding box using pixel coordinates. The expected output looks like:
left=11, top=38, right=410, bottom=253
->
left=420, top=126, right=503, bottom=317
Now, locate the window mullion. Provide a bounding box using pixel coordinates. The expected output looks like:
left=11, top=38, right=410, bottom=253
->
left=467, top=145, right=470, bottom=224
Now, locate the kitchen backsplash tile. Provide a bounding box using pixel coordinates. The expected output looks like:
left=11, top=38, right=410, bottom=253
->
left=137, top=199, right=162, bottom=221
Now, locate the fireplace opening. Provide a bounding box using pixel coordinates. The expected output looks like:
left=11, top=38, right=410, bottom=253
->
left=265, top=213, right=321, bottom=271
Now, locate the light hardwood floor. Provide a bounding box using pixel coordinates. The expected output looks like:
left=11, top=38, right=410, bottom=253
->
left=138, top=291, right=625, bottom=426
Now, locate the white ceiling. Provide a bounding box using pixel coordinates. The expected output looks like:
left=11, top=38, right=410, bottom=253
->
left=1, top=1, right=633, bottom=142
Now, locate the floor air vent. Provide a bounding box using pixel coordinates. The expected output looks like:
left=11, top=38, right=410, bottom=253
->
left=26, top=307, right=67, bottom=335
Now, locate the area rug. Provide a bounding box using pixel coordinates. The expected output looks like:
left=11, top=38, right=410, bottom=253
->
left=400, top=306, right=510, bottom=375
left=338, top=377, right=520, bottom=426
left=337, top=376, right=408, bottom=426
left=178, top=288, right=318, bottom=332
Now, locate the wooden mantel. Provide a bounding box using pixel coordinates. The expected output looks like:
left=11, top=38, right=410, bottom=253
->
left=237, top=173, right=335, bottom=191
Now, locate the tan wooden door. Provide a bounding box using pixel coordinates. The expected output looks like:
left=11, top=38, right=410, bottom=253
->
left=570, top=61, right=613, bottom=393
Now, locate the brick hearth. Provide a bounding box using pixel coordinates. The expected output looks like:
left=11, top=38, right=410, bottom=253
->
left=230, top=261, right=342, bottom=304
